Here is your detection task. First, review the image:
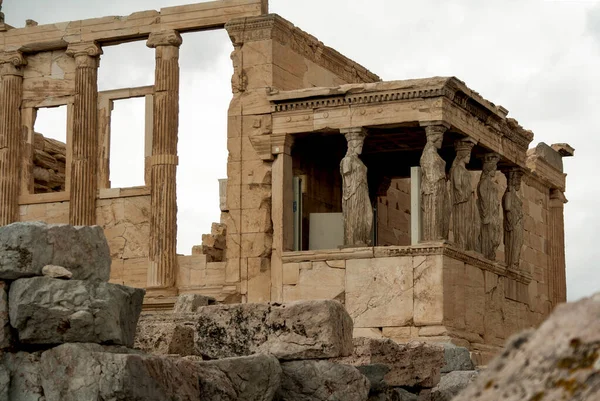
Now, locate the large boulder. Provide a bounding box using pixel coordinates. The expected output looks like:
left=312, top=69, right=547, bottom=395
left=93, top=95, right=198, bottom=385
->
left=9, top=277, right=144, bottom=347
left=39, top=343, right=208, bottom=401
left=188, top=354, right=282, bottom=401
left=0, top=222, right=111, bottom=281
left=277, top=360, right=370, bottom=401
left=454, top=293, right=600, bottom=400
left=431, top=371, right=479, bottom=401
left=333, top=337, right=445, bottom=388
left=368, top=388, right=418, bottom=401
left=195, top=300, right=353, bottom=360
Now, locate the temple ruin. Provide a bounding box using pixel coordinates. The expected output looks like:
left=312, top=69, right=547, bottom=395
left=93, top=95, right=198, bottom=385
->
left=0, top=0, right=573, bottom=364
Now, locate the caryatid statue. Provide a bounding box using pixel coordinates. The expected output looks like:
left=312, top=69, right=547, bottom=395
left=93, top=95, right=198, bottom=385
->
left=420, top=125, right=450, bottom=241
left=0, top=0, right=4, bottom=24
left=503, top=169, right=524, bottom=269
left=340, top=128, right=373, bottom=246
left=477, top=153, right=502, bottom=260
left=450, top=139, right=476, bottom=250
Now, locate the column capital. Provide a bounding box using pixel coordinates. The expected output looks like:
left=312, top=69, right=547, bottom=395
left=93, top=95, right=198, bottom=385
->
left=0, top=50, right=26, bottom=76
left=271, top=133, right=294, bottom=155
left=550, top=188, right=568, bottom=205
left=147, top=30, right=183, bottom=48
left=66, top=41, right=103, bottom=68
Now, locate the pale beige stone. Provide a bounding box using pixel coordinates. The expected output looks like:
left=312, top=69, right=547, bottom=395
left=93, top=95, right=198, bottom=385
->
left=353, top=327, right=384, bottom=339
left=283, top=261, right=344, bottom=302
left=414, top=255, right=444, bottom=326
left=346, top=257, right=413, bottom=328
left=282, top=263, right=299, bottom=285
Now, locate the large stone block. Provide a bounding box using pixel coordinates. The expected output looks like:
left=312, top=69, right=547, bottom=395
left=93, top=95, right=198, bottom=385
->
left=346, top=257, right=413, bottom=328
left=0, top=222, right=111, bottom=281
left=431, top=371, right=479, bottom=401
left=454, top=292, right=600, bottom=400
left=277, top=360, right=370, bottom=401
left=441, top=343, right=474, bottom=373
left=196, top=300, right=353, bottom=360
left=333, top=337, right=445, bottom=388
left=192, top=354, right=282, bottom=401
left=9, top=277, right=144, bottom=347
left=39, top=343, right=213, bottom=401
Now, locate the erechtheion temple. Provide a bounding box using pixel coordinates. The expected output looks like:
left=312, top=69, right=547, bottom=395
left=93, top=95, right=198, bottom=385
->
left=0, top=0, right=573, bottom=363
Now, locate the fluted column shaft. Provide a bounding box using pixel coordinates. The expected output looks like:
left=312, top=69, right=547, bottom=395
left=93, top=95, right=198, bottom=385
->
left=66, top=42, right=102, bottom=226
left=549, top=189, right=567, bottom=306
left=146, top=31, right=182, bottom=290
left=0, top=52, right=26, bottom=226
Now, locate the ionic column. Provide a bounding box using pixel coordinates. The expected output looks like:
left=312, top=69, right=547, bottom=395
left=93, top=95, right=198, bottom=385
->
left=0, top=51, right=26, bottom=226
left=66, top=42, right=102, bottom=226
left=549, top=189, right=567, bottom=306
left=146, top=31, right=182, bottom=292
left=502, top=168, right=524, bottom=270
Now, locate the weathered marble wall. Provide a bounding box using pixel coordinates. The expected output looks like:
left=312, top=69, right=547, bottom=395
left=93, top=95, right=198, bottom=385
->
left=377, top=178, right=411, bottom=246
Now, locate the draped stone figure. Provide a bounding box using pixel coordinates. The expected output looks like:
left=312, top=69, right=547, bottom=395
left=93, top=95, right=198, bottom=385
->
left=450, top=139, right=476, bottom=250
left=503, top=169, right=524, bottom=269
left=420, top=125, right=450, bottom=241
left=0, top=0, right=4, bottom=24
left=340, top=128, right=373, bottom=246
left=477, top=153, right=502, bottom=260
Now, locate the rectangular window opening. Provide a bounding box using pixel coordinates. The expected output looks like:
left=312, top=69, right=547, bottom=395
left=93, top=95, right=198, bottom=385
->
left=33, top=106, right=68, bottom=194
left=109, top=97, right=146, bottom=189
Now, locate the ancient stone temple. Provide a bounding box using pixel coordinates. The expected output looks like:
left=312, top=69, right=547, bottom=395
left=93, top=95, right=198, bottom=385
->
left=0, top=0, right=573, bottom=364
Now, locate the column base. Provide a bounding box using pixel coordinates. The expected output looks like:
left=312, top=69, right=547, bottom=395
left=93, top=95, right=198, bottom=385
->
left=143, top=286, right=179, bottom=311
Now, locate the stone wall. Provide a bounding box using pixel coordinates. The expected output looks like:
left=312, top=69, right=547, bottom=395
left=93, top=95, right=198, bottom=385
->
left=32, top=133, right=66, bottom=193
left=377, top=178, right=411, bottom=246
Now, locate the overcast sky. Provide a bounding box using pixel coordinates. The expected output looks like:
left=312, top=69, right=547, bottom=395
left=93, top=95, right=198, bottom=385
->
left=5, top=0, right=598, bottom=301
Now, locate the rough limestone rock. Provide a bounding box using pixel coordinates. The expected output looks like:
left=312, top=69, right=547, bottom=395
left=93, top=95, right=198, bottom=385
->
left=368, top=388, right=418, bottom=401
left=195, top=300, right=353, bottom=360
left=0, top=281, right=12, bottom=349
left=431, top=371, right=479, bottom=401
left=454, top=293, right=600, bottom=400
left=441, top=343, right=474, bottom=373
left=187, top=354, right=282, bottom=401
left=333, top=337, right=445, bottom=388
left=0, top=364, right=8, bottom=401
left=9, top=277, right=144, bottom=347
left=0, top=222, right=111, bottom=281
left=277, top=360, right=370, bottom=401
left=173, top=293, right=216, bottom=313
left=1, top=351, right=45, bottom=401
left=40, top=343, right=216, bottom=401
left=41, top=264, right=73, bottom=279
left=135, top=313, right=196, bottom=356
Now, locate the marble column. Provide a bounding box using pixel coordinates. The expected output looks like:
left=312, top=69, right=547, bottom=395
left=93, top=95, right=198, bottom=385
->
left=0, top=51, right=26, bottom=226
left=66, top=42, right=102, bottom=226
left=549, top=189, right=567, bottom=306
left=420, top=122, right=450, bottom=241
left=146, top=31, right=182, bottom=293
left=502, top=168, right=524, bottom=269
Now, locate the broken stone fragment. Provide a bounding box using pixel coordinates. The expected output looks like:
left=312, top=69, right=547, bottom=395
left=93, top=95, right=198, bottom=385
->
left=173, top=293, right=216, bottom=313
left=135, top=312, right=196, bottom=356
left=0, top=222, right=111, bottom=281
left=441, top=343, right=474, bottom=373
left=1, top=351, right=45, bottom=400
left=9, top=277, right=144, bottom=347
left=195, top=300, right=353, bottom=360
left=454, top=292, right=600, bottom=400
left=276, top=360, right=370, bottom=401
left=41, top=265, right=73, bottom=279
left=431, top=370, right=479, bottom=401
left=332, top=337, right=445, bottom=388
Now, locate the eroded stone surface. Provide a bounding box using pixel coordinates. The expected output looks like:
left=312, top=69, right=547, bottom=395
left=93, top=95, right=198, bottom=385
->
left=455, top=293, right=600, bottom=400
left=277, top=360, right=370, bottom=401
left=333, top=338, right=444, bottom=388
left=441, top=343, right=474, bottom=373
left=1, top=351, right=45, bottom=401
left=0, top=281, right=12, bottom=349
left=173, top=294, right=216, bottom=313
left=195, top=300, right=353, bottom=360
left=431, top=371, right=479, bottom=401
left=9, top=277, right=144, bottom=346
left=41, top=265, right=72, bottom=279
left=135, top=313, right=196, bottom=356
left=0, top=222, right=110, bottom=281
